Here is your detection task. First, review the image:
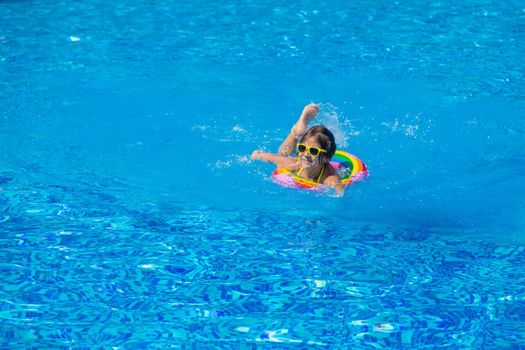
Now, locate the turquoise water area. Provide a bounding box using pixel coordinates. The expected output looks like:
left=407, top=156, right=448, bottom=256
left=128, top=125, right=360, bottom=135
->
left=1, top=0, right=524, bottom=348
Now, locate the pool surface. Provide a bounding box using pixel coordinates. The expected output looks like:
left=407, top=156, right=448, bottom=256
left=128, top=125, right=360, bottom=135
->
left=1, top=0, right=524, bottom=348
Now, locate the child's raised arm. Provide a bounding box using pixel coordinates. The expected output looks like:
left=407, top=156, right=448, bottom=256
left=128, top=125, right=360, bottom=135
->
left=251, top=151, right=299, bottom=171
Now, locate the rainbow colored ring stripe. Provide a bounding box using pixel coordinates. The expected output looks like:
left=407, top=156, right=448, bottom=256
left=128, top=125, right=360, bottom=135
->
left=272, top=150, right=368, bottom=190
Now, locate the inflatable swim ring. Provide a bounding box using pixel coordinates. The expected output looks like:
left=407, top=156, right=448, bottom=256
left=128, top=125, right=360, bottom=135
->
left=272, top=150, right=368, bottom=191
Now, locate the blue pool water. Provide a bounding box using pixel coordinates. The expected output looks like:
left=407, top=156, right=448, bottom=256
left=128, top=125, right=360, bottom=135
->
left=1, top=0, right=524, bottom=348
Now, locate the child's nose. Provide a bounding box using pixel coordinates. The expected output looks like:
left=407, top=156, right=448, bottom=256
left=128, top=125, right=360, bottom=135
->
left=300, top=153, right=311, bottom=160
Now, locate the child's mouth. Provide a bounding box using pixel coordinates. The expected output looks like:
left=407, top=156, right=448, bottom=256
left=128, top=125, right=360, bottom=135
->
left=300, top=157, right=313, bottom=167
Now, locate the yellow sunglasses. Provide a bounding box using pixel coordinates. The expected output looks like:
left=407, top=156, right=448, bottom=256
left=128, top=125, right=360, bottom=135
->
left=297, top=144, right=327, bottom=156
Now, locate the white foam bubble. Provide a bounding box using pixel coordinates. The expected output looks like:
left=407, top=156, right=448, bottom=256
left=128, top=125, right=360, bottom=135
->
left=232, top=124, right=246, bottom=132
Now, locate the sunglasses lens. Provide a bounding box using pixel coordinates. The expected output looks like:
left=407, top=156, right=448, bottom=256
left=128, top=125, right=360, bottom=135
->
left=297, top=145, right=306, bottom=153
left=310, top=148, right=319, bottom=156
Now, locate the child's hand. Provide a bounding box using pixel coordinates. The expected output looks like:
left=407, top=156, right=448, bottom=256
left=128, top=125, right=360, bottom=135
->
left=251, top=150, right=265, bottom=160
left=302, top=103, right=319, bottom=116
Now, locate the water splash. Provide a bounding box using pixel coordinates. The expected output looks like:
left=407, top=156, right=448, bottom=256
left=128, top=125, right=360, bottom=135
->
left=317, top=103, right=360, bottom=148
left=380, top=113, right=433, bottom=142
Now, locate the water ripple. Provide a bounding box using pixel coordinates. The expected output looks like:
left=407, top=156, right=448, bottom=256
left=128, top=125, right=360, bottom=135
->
left=0, top=171, right=524, bottom=348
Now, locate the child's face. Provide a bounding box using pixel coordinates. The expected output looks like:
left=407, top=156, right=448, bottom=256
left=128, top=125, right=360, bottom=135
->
left=298, top=136, right=327, bottom=168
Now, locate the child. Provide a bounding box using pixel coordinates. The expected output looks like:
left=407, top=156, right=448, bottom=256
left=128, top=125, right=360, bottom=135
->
left=251, top=103, right=344, bottom=195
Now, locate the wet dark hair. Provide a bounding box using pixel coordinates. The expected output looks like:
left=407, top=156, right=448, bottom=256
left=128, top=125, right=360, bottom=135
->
left=299, top=125, right=336, bottom=159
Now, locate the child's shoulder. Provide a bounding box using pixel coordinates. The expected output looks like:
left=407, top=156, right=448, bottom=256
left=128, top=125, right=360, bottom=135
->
left=286, top=157, right=301, bottom=172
